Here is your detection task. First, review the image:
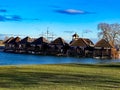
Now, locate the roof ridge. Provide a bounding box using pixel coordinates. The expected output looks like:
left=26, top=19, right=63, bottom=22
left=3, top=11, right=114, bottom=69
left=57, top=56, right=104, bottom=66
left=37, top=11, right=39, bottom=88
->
left=81, top=38, right=89, bottom=46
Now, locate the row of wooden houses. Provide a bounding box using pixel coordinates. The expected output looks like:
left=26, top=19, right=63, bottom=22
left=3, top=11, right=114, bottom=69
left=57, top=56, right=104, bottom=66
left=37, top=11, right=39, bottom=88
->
left=3, top=33, right=120, bottom=59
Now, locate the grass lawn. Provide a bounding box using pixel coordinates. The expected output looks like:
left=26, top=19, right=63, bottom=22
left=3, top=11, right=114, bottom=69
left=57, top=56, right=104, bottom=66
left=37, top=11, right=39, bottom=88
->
left=0, top=63, right=120, bottom=90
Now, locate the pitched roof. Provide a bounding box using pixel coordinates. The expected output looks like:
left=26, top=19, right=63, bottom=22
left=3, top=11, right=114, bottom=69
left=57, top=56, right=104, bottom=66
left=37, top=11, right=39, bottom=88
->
left=83, top=38, right=94, bottom=46
left=8, top=37, right=21, bottom=44
left=94, top=39, right=113, bottom=48
left=70, top=38, right=94, bottom=47
left=32, top=37, right=49, bottom=45
left=70, top=38, right=89, bottom=47
left=50, top=37, right=68, bottom=45
left=4, top=37, right=14, bottom=44
left=19, top=36, right=33, bottom=44
left=72, top=33, right=79, bottom=37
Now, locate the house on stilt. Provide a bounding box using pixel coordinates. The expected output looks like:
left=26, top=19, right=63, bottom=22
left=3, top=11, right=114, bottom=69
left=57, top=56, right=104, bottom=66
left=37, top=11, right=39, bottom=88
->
left=4, top=37, right=21, bottom=52
left=30, top=37, right=49, bottom=54
left=93, top=39, right=114, bottom=59
left=19, top=36, right=33, bottom=53
left=49, top=37, right=69, bottom=56
left=4, top=37, right=14, bottom=52
left=69, top=33, right=94, bottom=57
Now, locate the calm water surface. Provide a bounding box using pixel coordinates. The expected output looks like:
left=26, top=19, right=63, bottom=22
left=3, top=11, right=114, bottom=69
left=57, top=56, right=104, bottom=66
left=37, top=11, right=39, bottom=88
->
left=0, top=52, right=120, bottom=65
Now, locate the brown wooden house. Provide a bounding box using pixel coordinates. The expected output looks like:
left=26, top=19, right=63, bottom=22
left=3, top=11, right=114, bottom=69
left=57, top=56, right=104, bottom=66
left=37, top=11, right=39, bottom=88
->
left=5, top=37, right=21, bottom=52
left=4, top=37, right=14, bottom=51
left=49, top=37, right=69, bottom=55
left=93, top=39, right=113, bottom=59
left=70, top=38, right=94, bottom=57
left=18, top=36, right=33, bottom=53
left=31, top=37, right=49, bottom=54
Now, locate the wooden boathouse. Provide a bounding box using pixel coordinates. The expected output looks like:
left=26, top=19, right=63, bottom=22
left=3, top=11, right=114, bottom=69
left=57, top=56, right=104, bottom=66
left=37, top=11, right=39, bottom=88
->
left=93, top=39, right=113, bottom=59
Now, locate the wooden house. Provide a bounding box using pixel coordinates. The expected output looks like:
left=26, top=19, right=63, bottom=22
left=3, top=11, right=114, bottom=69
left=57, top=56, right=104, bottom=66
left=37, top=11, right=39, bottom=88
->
left=6, top=37, right=21, bottom=52
left=4, top=37, right=14, bottom=51
left=31, top=37, right=49, bottom=54
left=49, top=37, right=69, bottom=55
left=93, top=39, right=113, bottom=59
left=18, top=36, right=33, bottom=53
left=70, top=38, right=94, bottom=57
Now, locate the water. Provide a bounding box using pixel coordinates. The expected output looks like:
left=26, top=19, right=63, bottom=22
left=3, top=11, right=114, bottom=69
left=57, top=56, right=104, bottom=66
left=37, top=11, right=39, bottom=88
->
left=0, top=51, right=120, bottom=65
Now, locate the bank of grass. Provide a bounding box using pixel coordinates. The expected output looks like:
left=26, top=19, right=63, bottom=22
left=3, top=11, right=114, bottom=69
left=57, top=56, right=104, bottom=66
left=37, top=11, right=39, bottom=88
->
left=0, top=63, right=120, bottom=90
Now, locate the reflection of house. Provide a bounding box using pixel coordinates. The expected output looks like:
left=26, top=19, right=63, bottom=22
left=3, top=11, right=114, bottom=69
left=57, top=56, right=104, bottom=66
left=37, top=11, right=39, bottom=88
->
left=70, top=38, right=94, bottom=57
left=93, top=39, right=113, bottom=59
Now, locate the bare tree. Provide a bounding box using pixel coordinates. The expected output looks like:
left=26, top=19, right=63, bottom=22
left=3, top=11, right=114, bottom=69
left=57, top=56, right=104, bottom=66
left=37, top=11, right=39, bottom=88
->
left=98, top=23, right=120, bottom=46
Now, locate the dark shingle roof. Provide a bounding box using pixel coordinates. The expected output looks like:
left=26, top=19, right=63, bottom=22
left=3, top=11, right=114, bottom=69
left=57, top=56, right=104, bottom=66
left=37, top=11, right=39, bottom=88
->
left=31, top=37, right=49, bottom=45
left=70, top=38, right=88, bottom=47
left=83, top=38, right=94, bottom=46
left=50, top=37, right=68, bottom=45
left=70, top=38, right=94, bottom=47
left=4, top=37, right=14, bottom=44
left=94, top=39, right=113, bottom=48
left=8, top=37, right=21, bottom=44
left=19, top=36, right=33, bottom=44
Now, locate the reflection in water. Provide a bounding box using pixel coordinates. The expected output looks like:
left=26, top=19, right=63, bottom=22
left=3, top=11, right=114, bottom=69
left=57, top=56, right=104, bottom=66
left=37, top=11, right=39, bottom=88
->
left=0, top=52, right=120, bottom=65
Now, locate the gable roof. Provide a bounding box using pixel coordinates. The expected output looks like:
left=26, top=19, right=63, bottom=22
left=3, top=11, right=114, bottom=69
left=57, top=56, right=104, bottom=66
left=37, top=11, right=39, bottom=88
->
left=50, top=37, right=68, bottom=45
left=70, top=38, right=88, bottom=47
left=8, top=37, right=21, bottom=44
left=70, top=38, right=94, bottom=47
left=4, top=37, right=14, bottom=44
left=94, top=39, right=113, bottom=48
left=31, top=37, right=49, bottom=45
left=84, top=38, right=94, bottom=46
left=19, top=36, right=33, bottom=44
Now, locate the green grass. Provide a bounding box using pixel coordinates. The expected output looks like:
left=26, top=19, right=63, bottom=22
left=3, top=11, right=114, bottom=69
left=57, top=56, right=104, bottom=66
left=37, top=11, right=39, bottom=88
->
left=0, top=63, right=120, bottom=90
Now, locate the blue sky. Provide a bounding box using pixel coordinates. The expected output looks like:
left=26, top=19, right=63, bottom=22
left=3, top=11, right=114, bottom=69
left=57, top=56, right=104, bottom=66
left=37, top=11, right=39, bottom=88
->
left=0, top=0, right=120, bottom=42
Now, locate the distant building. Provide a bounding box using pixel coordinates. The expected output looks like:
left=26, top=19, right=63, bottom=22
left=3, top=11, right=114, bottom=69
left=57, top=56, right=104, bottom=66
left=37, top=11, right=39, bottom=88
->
left=18, top=36, right=33, bottom=53
left=31, top=37, right=49, bottom=54
left=70, top=38, right=94, bottom=57
left=0, top=40, right=4, bottom=45
left=4, top=35, right=119, bottom=59
left=4, top=37, right=21, bottom=52
left=50, top=37, right=69, bottom=55
left=93, top=39, right=113, bottom=59
left=4, top=37, right=14, bottom=50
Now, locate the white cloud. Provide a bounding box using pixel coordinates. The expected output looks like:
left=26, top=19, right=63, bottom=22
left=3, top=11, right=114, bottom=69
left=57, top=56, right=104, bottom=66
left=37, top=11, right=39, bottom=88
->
left=54, top=8, right=94, bottom=15
left=64, top=9, right=85, bottom=14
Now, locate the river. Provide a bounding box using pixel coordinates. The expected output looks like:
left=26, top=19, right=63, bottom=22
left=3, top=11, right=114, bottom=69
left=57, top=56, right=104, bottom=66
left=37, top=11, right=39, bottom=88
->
left=0, top=51, right=120, bottom=65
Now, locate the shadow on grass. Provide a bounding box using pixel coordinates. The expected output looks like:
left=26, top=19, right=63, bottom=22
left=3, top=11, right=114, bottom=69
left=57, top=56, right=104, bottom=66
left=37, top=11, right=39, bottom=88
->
left=63, top=63, right=120, bottom=69
left=0, top=70, right=120, bottom=89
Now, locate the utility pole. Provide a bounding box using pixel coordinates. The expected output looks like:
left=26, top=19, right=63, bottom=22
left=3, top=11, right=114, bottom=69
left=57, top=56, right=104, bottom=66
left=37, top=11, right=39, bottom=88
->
left=46, top=27, right=49, bottom=40
left=39, top=27, right=56, bottom=41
